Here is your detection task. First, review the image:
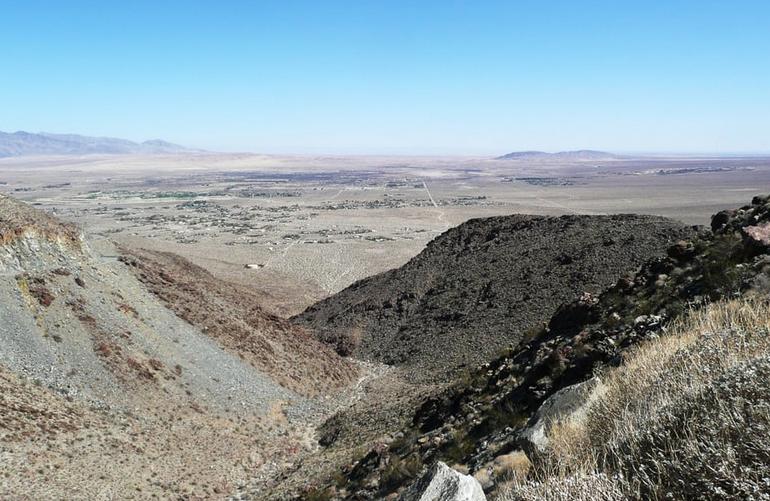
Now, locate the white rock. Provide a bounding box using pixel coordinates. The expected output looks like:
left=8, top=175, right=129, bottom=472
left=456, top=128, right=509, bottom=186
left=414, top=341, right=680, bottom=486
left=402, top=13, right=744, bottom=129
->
left=519, top=377, right=604, bottom=456
left=400, top=461, right=486, bottom=501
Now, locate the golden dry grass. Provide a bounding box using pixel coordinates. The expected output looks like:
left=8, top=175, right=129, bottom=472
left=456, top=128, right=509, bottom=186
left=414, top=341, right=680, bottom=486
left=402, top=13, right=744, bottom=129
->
left=500, top=296, right=770, bottom=500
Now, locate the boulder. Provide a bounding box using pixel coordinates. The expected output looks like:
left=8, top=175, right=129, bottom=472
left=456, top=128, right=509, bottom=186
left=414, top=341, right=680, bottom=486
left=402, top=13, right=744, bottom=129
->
left=744, top=222, right=770, bottom=247
left=711, top=209, right=735, bottom=232
left=519, top=377, right=603, bottom=458
left=667, top=240, right=696, bottom=262
left=400, top=462, right=486, bottom=501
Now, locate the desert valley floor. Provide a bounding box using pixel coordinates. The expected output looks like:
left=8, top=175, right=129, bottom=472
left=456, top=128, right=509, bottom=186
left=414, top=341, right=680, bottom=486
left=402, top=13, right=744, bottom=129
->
left=2, top=153, right=768, bottom=314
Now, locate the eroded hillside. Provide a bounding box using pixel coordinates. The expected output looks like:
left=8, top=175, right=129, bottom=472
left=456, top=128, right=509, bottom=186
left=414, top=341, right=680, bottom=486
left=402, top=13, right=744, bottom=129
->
left=0, top=194, right=358, bottom=499
left=118, top=247, right=358, bottom=397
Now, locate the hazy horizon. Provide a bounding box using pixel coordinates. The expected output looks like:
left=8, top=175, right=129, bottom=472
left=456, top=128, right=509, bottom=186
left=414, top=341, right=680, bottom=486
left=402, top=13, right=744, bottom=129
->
left=3, top=1, right=769, bottom=155
left=4, top=128, right=770, bottom=158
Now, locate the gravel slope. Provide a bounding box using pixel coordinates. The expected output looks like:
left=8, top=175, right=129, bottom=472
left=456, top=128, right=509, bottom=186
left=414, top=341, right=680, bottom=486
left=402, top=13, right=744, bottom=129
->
left=118, top=246, right=358, bottom=398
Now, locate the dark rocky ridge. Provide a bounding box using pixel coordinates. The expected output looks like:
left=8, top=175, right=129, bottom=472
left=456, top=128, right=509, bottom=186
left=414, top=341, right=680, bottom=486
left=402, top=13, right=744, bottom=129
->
left=312, top=195, right=770, bottom=500
left=295, top=214, right=695, bottom=381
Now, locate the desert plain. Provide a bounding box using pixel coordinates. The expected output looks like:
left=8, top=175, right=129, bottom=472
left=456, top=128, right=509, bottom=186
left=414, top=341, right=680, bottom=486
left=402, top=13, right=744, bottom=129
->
left=1, top=152, right=767, bottom=315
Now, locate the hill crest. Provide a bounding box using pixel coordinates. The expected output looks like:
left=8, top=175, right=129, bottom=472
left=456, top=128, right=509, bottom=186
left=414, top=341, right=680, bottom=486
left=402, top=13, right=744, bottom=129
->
left=294, top=212, right=694, bottom=381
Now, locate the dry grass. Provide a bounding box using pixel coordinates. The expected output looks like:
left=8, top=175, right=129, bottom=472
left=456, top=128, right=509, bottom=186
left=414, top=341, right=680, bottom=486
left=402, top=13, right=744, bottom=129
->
left=494, top=451, right=533, bottom=483
left=500, top=296, right=770, bottom=500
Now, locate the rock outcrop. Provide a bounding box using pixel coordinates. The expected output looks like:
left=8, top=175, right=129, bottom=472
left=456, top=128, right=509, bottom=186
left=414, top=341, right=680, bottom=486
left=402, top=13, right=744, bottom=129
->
left=519, top=377, right=604, bottom=457
left=0, top=195, right=83, bottom=273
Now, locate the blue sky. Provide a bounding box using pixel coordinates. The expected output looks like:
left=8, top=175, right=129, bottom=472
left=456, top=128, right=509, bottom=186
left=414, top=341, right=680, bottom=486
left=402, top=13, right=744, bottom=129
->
left=1, top=1, right=769, bottom=154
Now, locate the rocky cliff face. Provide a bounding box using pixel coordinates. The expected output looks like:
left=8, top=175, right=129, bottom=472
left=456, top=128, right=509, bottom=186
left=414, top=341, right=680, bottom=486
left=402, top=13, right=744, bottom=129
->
left=305, top=195, right=770, bottom=500
left=0, top=196, right=84, bottom=272
left=295, top=214, right=695, bottom=382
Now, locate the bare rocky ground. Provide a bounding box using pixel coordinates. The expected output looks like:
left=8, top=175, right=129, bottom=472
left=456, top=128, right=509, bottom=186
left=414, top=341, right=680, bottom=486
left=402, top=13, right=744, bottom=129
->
left=116, top=246, right=358, bottom=397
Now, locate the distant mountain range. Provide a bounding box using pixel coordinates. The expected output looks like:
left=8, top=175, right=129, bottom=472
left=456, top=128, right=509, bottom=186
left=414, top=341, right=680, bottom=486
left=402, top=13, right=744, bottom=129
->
left=0, top=131, right=201, bottom=157
left=495, top=149, right=619, bottom=161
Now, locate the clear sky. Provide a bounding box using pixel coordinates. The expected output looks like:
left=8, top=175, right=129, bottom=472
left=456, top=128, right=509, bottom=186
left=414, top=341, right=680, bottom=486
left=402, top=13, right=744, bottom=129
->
left=1, top=1, right=769, bottom=155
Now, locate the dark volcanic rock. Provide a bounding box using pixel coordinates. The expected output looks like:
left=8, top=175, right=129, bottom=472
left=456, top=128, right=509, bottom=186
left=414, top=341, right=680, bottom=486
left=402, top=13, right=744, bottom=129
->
left=294, top=214, right=694, bottom=381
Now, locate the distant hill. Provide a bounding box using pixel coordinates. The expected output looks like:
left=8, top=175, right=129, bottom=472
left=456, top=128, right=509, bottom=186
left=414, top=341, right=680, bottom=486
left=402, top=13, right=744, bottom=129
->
left=0, top=130, right=201, bottom=157
left=496, top=149, right=619, bottom=161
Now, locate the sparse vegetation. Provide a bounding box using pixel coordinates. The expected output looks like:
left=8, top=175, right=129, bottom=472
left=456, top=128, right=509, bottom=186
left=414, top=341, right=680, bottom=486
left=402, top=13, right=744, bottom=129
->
left=381, top=454, right=424, bottom=491
left=4, top=175, right=770, bottom=501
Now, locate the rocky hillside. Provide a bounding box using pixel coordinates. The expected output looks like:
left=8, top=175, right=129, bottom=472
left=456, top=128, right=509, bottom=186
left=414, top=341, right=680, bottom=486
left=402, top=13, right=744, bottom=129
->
left=306, top=195, right=770, bottom=500
left=0, top=194, right=293, bottom=411
left=0, top=194, right=356, bottom=498
left=118, top=247, right=358, bottom=397
left=295, top=214, right=695, bottom=381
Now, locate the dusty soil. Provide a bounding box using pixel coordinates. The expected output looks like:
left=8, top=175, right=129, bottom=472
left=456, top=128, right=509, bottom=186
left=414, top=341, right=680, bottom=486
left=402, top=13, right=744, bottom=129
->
left=0, top=362, right=313, bottom=500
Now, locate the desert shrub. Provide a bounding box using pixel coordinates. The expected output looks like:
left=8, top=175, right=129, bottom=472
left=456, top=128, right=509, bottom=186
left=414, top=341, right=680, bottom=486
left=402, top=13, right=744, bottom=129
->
left=501, top=472, right=624, bottom=501
left=442, top=429, right=479, bottom=463
left=320, top=325, right=363, bottom=356
left=609, top=357, right=770, bottom=499
left=381, top=454, right=423, bottom=491
left=499, top=297, right=770, bottom=500
left=302, top=485, right=335, bottom=501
